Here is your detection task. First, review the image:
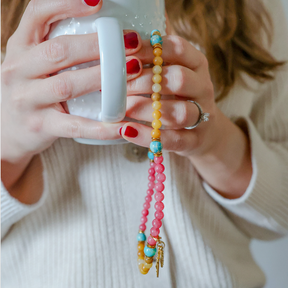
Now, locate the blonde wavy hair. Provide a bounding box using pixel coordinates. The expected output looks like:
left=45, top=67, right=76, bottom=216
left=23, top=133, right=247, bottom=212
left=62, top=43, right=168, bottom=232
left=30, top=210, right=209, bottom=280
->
left=1, top=0, right=284, bottom=99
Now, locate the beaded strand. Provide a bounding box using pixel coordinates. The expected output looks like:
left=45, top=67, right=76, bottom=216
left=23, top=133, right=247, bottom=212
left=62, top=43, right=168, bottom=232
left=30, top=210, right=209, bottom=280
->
left=137, top=30, right=166, bottom=277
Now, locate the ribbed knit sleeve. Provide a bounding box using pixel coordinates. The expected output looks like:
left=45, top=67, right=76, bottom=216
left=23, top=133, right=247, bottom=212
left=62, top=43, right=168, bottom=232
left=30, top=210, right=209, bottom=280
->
left=1, top=154, right=49, bottom=239
left=204, top=0, right=288, bottom=239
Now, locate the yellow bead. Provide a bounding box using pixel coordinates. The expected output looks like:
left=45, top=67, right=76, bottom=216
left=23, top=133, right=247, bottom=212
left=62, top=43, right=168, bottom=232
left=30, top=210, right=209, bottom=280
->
left=151, top=92, right=161, bottom=101
left=152, top=110, right=161, bottom=119
left=152, top=120, right=162, bottom=129
left=151, top=129, right=161, bottom=138
left=139, top=263, right=150, bottom=274
left=153, top=48, right=162, bottom=57
left=152, top=83, right=161, bottom=93
left=152, top=74, right=162, bottom=84
left=138, top=251, right=145, bottom=259
left=144, top=262, right=153, bottom=269
left=153, top=65, right=162, bottom=74
left=153, top=56, right=163, bottom=66
left=137, top=242, right=145, bottom=251
left=152, top=101, right=162, bottom=110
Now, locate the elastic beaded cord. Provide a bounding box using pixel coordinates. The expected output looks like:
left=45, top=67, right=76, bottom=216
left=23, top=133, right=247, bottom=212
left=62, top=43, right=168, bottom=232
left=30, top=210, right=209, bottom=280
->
left=137, top=30, right=166, bottom=277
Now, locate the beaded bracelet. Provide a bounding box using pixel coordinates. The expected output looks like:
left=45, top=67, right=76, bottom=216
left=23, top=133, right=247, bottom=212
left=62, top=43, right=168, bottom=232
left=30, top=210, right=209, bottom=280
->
left=137, top=30, right=166, bottom=277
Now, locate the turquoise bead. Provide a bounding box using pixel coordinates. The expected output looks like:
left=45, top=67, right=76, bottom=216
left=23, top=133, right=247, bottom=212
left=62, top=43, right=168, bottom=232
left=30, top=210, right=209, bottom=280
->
left=150, top=141, right=163, bottom=153
left=150, top=35, right=163, bottom=46
left=148, top=151, right=154, bottom=160
left=137, top=233, right=146, bottom=242
left=144, top=246, right=157, bottom=257
left=151, top=29, right=161, bottom=37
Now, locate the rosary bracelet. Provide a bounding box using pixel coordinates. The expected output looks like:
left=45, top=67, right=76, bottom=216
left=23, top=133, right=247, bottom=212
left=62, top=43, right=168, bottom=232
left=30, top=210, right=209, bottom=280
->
left=137, top=30, right=166, bottom=277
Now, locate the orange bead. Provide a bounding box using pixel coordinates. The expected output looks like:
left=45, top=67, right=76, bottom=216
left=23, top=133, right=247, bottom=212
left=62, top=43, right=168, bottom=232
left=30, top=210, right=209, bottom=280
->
left=152, top=120, right=162, bottom=129
left=152, top=101, right=162, bottom=110
left=137, top=242, right=145, bottom=251
left=144, top=256, right=154, bottom=264
left=151, top=93, right=161, bottom=101
left=152, top=110, right=161, bottom=119
left=152, top=74, right=162, bottom=84
left=139, top=263, right=149, bottom=275
left=151, top=129, right=161, bottom=138
left=153, top=48, right=162, bottom=57
left=153, top=56, right=163, bottom=66
left=138, top=251, right=145, bottom=258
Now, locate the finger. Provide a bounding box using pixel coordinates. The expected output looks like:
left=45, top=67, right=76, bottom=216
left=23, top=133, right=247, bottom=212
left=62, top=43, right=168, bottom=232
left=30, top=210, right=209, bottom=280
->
left=120, top=123, right=199, bottom=154
left=126, top=96, right=199, bottom=129
left=127, top=65, right=213, bottom=99
left=135, top=35, right=207, bottom=72
left=21, top=30, right=142, bottom=78
left=11, top=0, right=103, bottom=47
left=43, top=109, right=126, bottom=140
left=30, top=56, right=142, bottom=106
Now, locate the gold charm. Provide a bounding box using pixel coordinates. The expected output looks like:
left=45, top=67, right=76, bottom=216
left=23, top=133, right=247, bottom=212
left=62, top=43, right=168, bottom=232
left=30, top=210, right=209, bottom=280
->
left=155, top=237, right=165, bottom=277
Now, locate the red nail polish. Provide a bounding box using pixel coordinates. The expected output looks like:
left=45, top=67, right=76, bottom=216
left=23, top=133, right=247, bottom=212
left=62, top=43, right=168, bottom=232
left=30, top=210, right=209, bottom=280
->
left=119, top=127, right=123, bottom=135
left=84, top=0, right=100, bottom=6
left=124, top=126, right=138, bottom=138
left=124, top=32, right=139, bottom=49
left=126, top=59, right=140, bottom=74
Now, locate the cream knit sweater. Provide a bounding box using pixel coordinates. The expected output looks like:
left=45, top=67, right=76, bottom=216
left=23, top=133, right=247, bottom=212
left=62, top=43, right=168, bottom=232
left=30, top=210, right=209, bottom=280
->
left=1, top=1, right=288, bottom=287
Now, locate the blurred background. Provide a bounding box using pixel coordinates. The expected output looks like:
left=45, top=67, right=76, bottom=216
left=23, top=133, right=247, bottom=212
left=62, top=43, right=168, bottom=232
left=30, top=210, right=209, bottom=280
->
left=249, top=3, right=288, bottom=288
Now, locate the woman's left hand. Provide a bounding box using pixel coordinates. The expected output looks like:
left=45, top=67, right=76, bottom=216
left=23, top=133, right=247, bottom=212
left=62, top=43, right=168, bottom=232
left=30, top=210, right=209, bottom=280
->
left=120, top=34, right=253, bottom=198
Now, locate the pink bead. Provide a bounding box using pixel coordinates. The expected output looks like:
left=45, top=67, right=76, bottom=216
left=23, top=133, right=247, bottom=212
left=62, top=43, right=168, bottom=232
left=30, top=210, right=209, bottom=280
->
left=155, top=182, right=165, bottom=192
left=150, top=162, right=156, bottom=168
left=139, top=224, right=146, bottom=231
left=155, top=210, right=164, bottom=220
left=148, top=168, right=155, bottom=175
left=143, top=202, right=150, bottom=209
left=148, top=236, right=157, bottom=246
left=152, top=219, right=162, bottom=229
left=150, top=227, right=160, bottom=237
left=154, top=156, right=163, bottom=164
left=155, top=201, right=164, bottom=211
left=155, top=164, right=165, bottom=173
left=142, top=209, right=149, bottom=216
left=148, top=175, right=155, bottom=182
left=156, top=173, right=166, bottom=182
left=140, top=216, right=147, bottom=224
left=145, top=195, right=152, bottom=202
left=148, top=181, right=155, bottom=189
left=147, top=189, right=154, bottom=196
left=155, top=192, right=164, bottom=202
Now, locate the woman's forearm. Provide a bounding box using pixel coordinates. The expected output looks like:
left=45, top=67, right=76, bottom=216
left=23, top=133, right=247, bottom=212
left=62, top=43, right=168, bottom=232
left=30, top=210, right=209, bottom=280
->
left=1, top=154, right=44, bottom=204
left=188, top=109, right=252, bottom=199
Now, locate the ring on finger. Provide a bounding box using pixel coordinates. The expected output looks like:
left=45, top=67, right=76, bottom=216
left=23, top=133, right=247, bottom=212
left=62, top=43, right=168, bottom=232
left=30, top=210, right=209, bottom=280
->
left=184, top=100, right=210, bottom=129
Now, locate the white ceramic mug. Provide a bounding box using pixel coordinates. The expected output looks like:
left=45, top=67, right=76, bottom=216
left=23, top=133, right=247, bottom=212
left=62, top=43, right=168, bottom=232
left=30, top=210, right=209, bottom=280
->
left=48, top=0, right=166, bottom=145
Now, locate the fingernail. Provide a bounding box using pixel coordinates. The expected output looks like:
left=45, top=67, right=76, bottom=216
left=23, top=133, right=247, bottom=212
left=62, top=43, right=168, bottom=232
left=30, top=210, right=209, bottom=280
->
left=124, top=32, right=139, bottom=49
left=124, top=126, right=138, bottom=138
left=119, top=127, right=123, bottom=135
left=83, top=0, right=100, bottom=6
left=126, top=59, right=140, bottom=74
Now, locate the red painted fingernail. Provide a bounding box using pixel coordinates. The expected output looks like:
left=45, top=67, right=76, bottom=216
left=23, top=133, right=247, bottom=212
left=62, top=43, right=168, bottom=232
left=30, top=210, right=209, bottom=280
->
left=119, top=127, right=123, bottom=135
left=124, top=32, right=139, bottom=49
left=126, top=59, right=140, bottom=74
left=124, top=126, right=138, bottom=138
left=84, top=0, right=100, bottom=6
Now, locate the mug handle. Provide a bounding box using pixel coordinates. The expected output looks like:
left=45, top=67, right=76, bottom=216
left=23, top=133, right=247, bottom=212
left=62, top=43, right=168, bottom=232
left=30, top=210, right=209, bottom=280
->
left=94, top=17, right=127, bottom=123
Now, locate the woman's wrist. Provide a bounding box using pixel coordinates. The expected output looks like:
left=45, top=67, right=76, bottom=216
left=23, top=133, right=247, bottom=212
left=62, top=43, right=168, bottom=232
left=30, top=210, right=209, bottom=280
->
left=188, top=108, right=253, bottom=199
left=1, top=154, right=44, bottom=205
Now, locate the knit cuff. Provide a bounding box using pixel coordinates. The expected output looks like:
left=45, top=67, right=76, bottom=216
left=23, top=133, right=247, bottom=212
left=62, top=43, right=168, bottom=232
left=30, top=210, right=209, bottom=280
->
left=1, top=154, right=49, bottom=239
left=203, top=117, right=287, bottom=235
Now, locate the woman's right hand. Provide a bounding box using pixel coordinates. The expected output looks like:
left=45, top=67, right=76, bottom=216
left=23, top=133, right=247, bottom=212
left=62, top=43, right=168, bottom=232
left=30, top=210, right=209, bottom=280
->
left=1, top=0, right=142, bottom=196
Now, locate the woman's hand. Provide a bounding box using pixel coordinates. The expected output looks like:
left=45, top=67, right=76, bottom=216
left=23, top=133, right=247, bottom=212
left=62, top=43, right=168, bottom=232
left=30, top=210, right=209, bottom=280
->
left=120, top=35, right=253, bottom=198
left=1, top=0, right=143, bottom=201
